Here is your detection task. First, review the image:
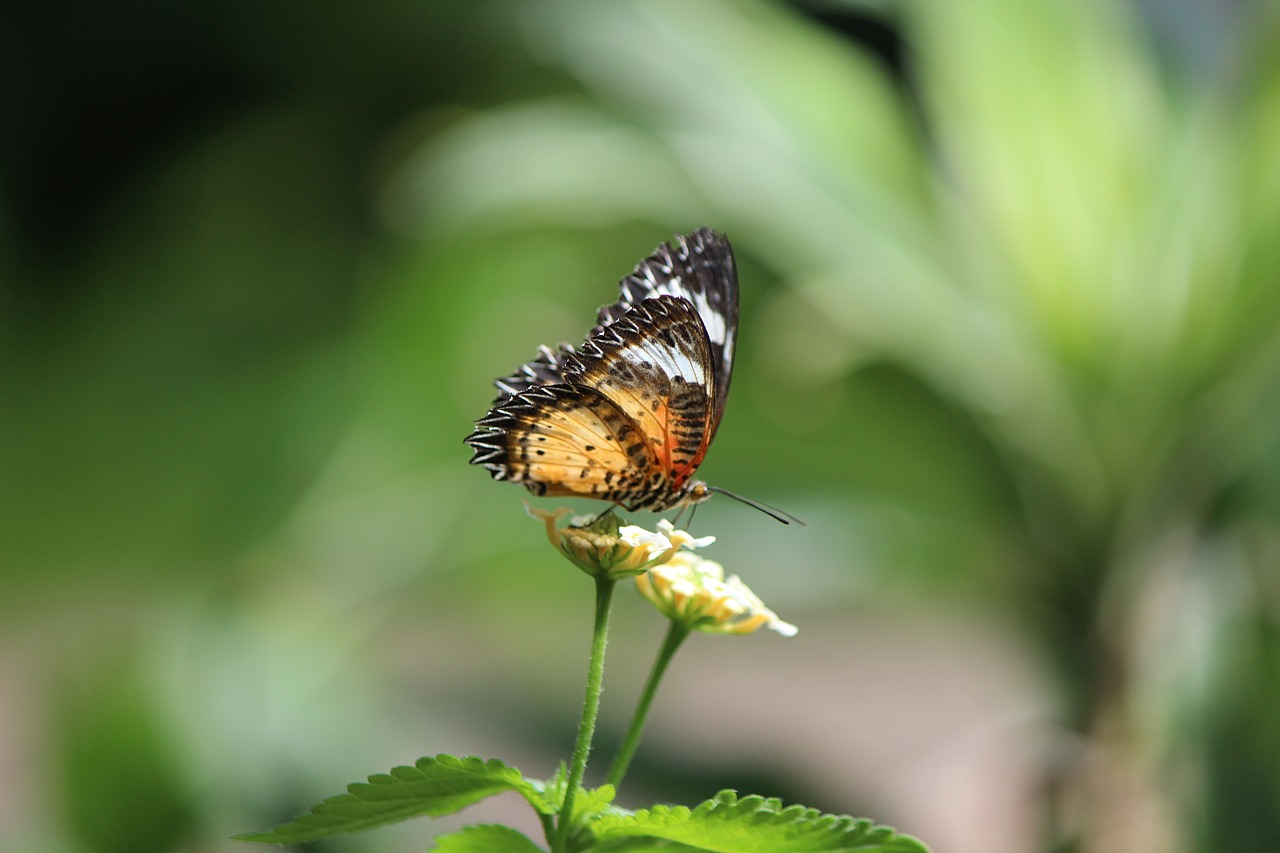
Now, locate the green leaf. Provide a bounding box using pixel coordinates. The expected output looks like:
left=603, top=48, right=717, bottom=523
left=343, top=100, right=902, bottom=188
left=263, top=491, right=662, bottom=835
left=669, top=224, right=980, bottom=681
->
left=432, top=824, right=546, bottom=852
left=570, top=784, right=617, bottom=822
left=590, top=840, right=706, bottom=852
left=529, top=764, right=616, bottom=848
left=589, top=790, right=929, bottom=853
left=908, top=0, right=1168, bottom=365
left=533, top=762, right=570, bottom=814
left=235, top=754, right=540, bottom=844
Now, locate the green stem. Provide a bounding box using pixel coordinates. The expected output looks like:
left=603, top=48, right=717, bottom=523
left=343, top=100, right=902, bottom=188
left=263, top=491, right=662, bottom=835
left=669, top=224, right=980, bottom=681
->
left=554, top=576, right=616, bottom=852
left=605, top=622, right=690, bottom=789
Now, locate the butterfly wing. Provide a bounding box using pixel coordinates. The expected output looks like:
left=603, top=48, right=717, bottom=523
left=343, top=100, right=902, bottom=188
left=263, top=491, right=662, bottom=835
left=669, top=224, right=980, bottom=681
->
left=566, top=295, right=716, bottom=496
left=466, top=296, right=716, bottom=510
left=466, top=383, right=656, bottom=503
left=593, top=227, right=738, bottom=438
left=489, top=228, right=738, bottom=425
left=491, top=342, right=580, bottom=400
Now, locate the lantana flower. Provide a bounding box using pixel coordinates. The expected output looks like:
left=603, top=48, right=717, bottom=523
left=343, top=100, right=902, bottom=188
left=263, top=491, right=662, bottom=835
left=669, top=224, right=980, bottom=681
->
left=528, top=505, right=706, bottom=578
left=654, top=517, right=715, bottom=552
left=635, top=550, right=798, bottom=637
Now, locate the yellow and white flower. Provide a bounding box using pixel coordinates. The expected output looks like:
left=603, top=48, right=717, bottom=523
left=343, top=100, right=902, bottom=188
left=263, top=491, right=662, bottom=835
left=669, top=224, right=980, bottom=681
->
left=654, top=518, right=716, bottom=552
left=528, top=505, right=686, bottom=578
left=635, top=551, right=798, bottom=637
left=526, top=507, right=788, bottom=637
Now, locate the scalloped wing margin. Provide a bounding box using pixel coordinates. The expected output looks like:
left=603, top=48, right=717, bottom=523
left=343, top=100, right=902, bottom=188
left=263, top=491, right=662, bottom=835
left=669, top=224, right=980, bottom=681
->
left=595, top=227, right=737, bottom=430
left=487, top=228, right=738, bottom=415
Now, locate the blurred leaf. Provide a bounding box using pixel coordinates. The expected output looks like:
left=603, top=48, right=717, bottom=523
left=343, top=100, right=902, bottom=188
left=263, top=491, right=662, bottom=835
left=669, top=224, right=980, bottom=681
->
left=523, top=0, right=929, bottom=209
left=911, top=0, right=1169, bottom=361
left=58, top=666, right=197, bottom=853
left=0, top=110, right=360, bottom=581
left=391, top=100, right=707, bottom=234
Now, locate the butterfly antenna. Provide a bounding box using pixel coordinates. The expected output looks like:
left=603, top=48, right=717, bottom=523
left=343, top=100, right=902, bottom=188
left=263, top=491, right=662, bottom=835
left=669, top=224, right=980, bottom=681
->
left=707, top=487, right=806, bottom=526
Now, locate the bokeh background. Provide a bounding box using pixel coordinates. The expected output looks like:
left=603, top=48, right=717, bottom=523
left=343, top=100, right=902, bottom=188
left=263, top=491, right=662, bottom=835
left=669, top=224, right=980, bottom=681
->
left=4, top=1, right=1280, bottom=851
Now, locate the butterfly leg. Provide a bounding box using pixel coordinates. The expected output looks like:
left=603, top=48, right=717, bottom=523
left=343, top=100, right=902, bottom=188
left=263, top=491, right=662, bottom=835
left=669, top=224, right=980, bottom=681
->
left=668, top=501, right=698, bottom=531
left=590, top=505, right=621, bottom=526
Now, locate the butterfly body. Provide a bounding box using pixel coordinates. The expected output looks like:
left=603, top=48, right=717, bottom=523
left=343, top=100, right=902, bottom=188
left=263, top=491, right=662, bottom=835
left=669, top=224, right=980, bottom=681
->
left=466, top=228, right=737, bottom=512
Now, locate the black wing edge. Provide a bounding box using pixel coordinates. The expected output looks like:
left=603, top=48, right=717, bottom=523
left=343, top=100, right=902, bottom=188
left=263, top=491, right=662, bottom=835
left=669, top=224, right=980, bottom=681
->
left=464, top=384, right=568, bottom=482
left=482, top=227, right=739, bottom=414
left=490, top=342, right=579, bottom=401
left=595, top=227, right=738, bottom=423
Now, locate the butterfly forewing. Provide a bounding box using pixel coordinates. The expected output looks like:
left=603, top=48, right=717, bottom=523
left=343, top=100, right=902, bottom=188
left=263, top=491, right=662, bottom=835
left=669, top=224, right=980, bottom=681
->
left=493, top=228, right=737, bottom=417
left=567, top=296, right=715, bottom=490
left=594, top=227, right=737, bottom=436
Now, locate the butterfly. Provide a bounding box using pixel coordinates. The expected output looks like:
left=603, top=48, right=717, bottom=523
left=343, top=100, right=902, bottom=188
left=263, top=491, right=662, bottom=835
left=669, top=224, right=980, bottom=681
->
left=466, top=228, right=797, bottom=520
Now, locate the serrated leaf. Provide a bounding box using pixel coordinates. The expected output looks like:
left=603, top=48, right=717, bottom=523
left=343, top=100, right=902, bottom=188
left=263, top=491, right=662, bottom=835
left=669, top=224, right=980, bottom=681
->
left=432, top=823, right=546, bottom=852
left=235, top=754, right=540, bottom=844
left=590, top=790, right=929, bottom=853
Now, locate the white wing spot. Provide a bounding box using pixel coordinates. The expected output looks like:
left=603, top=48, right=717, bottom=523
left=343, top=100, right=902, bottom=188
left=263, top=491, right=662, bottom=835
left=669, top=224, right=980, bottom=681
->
left=617, top=342, right=706, bottom=387
left=645, top=278, right=726, bottom=347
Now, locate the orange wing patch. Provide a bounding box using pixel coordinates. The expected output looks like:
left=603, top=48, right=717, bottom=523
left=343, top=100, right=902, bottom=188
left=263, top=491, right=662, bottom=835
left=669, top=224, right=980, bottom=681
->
left=474, top=385, right=651, bottom=501
left=567, top=297, right=714, bottom=490
left=469, top=298, right=716, bottom=511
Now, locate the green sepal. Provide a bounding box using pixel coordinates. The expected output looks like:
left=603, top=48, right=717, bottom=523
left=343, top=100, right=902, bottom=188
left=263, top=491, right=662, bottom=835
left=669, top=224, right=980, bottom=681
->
left=568, top=783, right=617, bottom=823
left=528, top=764, right=615, bottom=818
left=235, top=754, right=541, bottom=844
left=530, top=762, right=570, bottom=814
left=561, top=785, right=621, bottom=850
left=588, top=790, right=930, bottom=852
left=432, top=823, right=547, bottom=852
left=531, top=765, right=620, bottom=850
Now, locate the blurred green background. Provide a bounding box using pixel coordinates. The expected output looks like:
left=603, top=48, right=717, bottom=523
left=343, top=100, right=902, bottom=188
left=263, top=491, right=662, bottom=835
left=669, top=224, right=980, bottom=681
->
left=4, top=1, right=1280, bottom=851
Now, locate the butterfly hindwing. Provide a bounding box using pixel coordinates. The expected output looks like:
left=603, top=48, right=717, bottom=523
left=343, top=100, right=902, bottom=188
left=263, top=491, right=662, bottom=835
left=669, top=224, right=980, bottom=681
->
left=491, top=342, right=579, bottom=400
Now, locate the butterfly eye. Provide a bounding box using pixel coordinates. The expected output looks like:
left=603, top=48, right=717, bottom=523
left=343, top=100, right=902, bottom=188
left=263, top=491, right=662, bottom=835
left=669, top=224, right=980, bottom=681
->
left=687, top=482, right=711, bottom=503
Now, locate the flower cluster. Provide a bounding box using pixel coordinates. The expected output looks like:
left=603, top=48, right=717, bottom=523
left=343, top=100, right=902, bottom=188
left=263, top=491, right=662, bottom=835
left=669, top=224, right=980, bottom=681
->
left=531, top=505, right=795, bottom=637
left=527, top=505, right=690, bottom=578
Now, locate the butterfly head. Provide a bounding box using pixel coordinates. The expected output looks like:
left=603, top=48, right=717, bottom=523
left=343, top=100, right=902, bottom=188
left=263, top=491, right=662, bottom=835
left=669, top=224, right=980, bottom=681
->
left=683, top=481, right=713, bottom=506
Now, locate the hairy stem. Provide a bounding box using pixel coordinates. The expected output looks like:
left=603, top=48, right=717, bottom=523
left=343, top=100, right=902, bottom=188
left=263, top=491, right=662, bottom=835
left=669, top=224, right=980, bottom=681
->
left=554, top=576, right=616, bottom=851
